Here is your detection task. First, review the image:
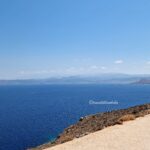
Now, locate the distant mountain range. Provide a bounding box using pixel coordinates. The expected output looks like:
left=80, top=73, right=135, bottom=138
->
left=134, top=78, right=150, bottom=84
left=1, top=74, right=150, bottom=85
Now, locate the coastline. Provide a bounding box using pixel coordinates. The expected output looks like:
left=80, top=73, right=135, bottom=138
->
left=45, top=114, right=150, bottom=150
left=29, top=103, right=150, bottom=150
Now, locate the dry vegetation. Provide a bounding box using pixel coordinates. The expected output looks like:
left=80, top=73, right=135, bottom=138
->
left=117, top=114, right=136, bottom=124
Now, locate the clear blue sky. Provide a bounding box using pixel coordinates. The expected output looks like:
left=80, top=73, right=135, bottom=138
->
left=1, top=0, right=150, bottom=79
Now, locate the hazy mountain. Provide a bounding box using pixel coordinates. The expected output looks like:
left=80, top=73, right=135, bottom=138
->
left=1, top=73, right=150, bottom=85
left=134, top=78, right=150, bottom=84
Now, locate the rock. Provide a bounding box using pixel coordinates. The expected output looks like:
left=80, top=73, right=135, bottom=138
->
left=79, top=117, right=84, bottom=121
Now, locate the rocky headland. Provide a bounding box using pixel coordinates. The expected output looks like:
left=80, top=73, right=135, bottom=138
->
left=29, top=103, right=150, bottom=150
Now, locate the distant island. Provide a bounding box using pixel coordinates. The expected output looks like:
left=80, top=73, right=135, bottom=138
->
left=134, top=78, right=150, bottom=84
left=1, top=74, right=150, bottom=85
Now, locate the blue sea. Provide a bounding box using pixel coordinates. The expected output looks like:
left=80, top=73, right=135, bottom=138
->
left=0, top=84, right=150, bottom=150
